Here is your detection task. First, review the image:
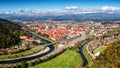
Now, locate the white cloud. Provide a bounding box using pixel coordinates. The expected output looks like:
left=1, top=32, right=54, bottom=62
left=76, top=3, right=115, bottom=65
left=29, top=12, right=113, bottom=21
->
left=69, top=6, right=120, bottom=14
left=1, top=6, right=120, bottom=15
left=100, top=6, right=120, bottom=11
left=4, top=11, right=14, bottom=14
left=66, top=6, right=78, bottom=10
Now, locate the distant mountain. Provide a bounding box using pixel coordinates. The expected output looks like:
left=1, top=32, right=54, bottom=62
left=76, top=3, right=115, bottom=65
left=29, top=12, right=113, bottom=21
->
left=0, top=18, right=21, bottom=48
left=52, top=13, right=120, bottom=21
left=0, top=13, right=120, bottom=21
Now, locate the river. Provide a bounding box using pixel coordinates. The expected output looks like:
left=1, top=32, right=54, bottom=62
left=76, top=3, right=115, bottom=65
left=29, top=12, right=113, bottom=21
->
left=0, top=27, right=54, bottom=64
left=79, top=39, right=91, bottom=67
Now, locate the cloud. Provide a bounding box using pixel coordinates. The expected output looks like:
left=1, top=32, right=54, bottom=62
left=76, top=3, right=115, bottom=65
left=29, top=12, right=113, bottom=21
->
left=1, top=6, right=120, bottom=15
left=66, top=6, right=78, bottom=10
left=100, top=6, right=120, bottom=11
left=67, top=6, right=120, bottom=14
left=4, top=11, right=14, bottom=14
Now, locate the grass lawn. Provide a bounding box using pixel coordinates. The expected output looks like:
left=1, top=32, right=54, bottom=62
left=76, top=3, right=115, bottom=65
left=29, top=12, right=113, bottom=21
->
left=94, top=46, right=107, bottom=54
left=0, top=47, right=42, bottom=60
left=30, top=48, right=82, bottom=68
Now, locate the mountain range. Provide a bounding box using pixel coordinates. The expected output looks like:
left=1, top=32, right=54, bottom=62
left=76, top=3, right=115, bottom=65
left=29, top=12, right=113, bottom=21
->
left=0, top=6, right=120, bottom=21
left=0, top=13, right=120, bottom=21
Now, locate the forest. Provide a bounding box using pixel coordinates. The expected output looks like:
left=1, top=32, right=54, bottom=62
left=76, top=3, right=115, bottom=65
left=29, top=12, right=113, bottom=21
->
left=0, top=18, right=21, bottom=48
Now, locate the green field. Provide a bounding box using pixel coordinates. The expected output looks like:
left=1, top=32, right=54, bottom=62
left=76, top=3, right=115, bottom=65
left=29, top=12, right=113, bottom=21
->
left=30, top=48, right=82, bottom=68
left=94, top=46, right=107, bottom=54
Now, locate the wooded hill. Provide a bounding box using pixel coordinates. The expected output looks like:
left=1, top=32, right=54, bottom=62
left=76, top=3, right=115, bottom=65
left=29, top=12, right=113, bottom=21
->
left=87, top=39, right=120, bottom=68
left=0, top=18, right=21, bottom=48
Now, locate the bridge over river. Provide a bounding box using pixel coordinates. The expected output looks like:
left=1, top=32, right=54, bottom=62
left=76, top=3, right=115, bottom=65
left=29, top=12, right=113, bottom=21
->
left=0, top=28, right=55, bottom=64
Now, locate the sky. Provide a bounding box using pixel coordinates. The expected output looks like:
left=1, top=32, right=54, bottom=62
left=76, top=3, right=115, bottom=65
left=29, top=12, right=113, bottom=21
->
left=0, top=0, right=120, bottom=11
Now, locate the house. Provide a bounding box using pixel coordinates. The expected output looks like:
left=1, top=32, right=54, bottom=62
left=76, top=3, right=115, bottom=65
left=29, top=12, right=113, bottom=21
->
left=20, top=36, right=28, bottom=39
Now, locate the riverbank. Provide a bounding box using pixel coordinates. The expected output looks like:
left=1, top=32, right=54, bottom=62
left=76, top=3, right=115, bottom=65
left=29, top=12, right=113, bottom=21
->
left=0, top=28, right=55, bottom=67
left=0, top=47, right=43, bottom=60
left=25, top=28, right=54, bottom=43
left=30, top=48, right=81, bottom=68
left=83, top=40, right=93, bottom=64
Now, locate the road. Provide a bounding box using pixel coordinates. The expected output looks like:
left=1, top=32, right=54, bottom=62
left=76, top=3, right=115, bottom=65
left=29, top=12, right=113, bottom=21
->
left=86, top=43, right=96, bottom=60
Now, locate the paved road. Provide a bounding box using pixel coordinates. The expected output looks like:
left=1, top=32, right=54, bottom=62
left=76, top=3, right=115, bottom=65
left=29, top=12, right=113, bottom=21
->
left=86, top=42, right=96, bottom=60
left=0, top=45, right=54, bottom=64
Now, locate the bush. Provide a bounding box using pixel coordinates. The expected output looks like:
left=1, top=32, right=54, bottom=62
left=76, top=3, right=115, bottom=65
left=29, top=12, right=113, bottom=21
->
left=20, top=61, right=26, bottom=68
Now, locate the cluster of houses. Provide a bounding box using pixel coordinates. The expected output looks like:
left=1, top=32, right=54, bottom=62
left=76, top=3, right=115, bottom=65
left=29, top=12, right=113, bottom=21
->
left=37, top=27, right=85, bottom=40
left=88, top=35, right=119, bottom=57
left=0, top=36, right=41, bottom=55
left=25, top=21, right=119, bottom=41
left=25, top=21, right=94, bottom=40
left=88, top=38, right=104, bottom=52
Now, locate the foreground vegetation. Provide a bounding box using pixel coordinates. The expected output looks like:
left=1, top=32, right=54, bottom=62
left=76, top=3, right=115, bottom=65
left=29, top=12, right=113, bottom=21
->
left=30, top=48, right=81, bottom=68
left=87, top=39, right=120, bottom=68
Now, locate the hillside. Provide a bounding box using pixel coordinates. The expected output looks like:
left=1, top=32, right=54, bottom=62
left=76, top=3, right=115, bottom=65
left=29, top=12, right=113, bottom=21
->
left=0, top=18, right=21, bottom=48
left=87, top=39, right=120, bottom=68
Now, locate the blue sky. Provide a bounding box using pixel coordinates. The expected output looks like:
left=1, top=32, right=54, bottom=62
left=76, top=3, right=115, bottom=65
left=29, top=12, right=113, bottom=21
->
left=0, top=0, right=120, bottom=11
